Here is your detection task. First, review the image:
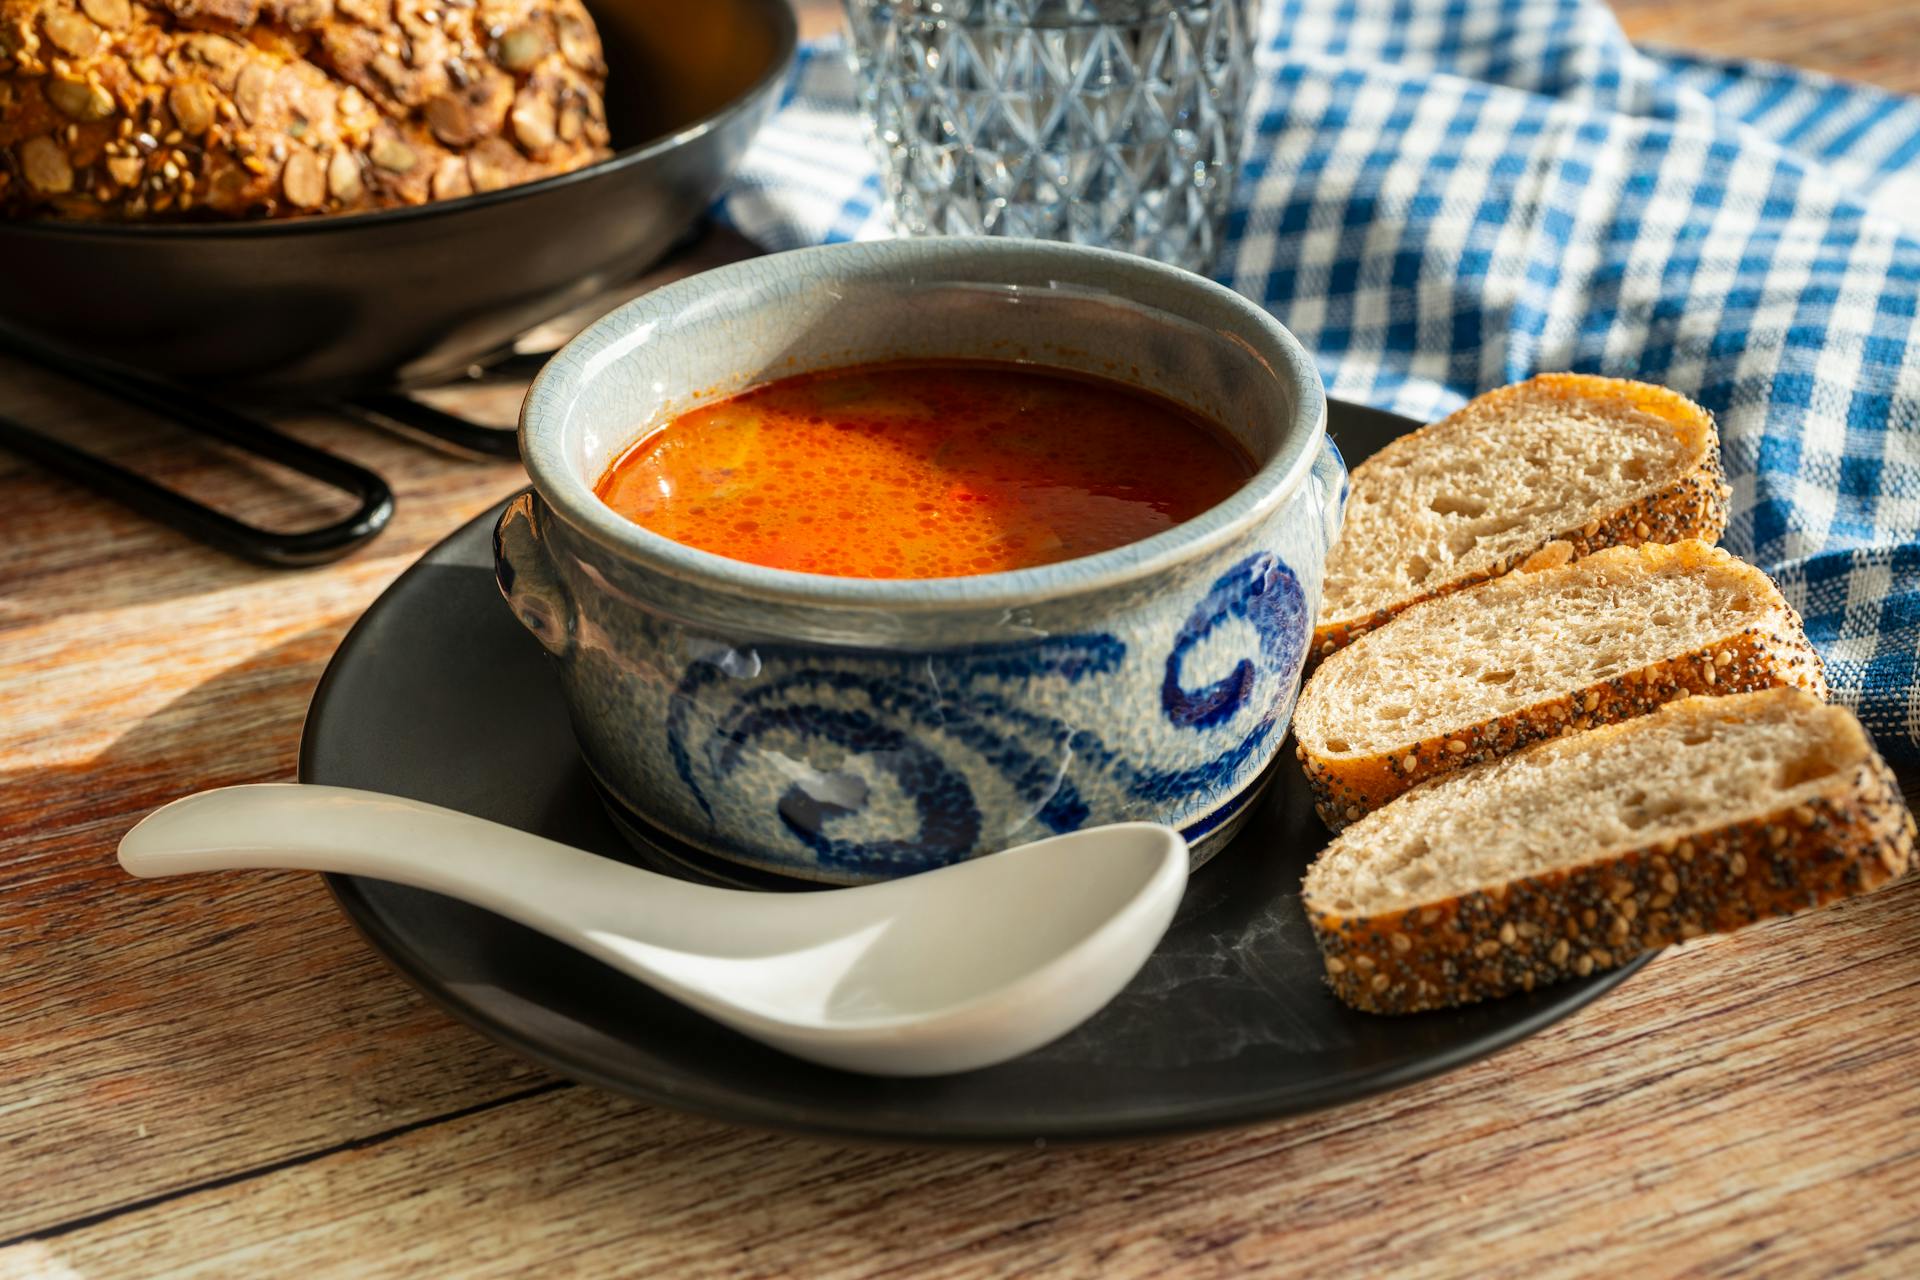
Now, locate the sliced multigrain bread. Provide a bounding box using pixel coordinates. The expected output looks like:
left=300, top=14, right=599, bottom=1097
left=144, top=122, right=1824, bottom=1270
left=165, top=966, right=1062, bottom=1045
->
left=1294, top=540, right=1826, bottom=830
left=1314, top=374, right=1731, bottom=664
left=1302, top=689, right=1915, bottom=1014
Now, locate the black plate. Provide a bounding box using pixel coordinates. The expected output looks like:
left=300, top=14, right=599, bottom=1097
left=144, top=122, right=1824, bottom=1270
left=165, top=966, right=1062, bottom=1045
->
left=0, top=0, right=795, bottom=398
left=300, top=400, right=1648, bottom=1143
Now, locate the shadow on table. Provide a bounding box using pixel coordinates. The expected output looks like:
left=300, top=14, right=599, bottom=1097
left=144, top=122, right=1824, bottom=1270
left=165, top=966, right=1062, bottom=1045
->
left=0, top=625, right=342, bottom=879
left=0, top=625, right=552, bottom=1240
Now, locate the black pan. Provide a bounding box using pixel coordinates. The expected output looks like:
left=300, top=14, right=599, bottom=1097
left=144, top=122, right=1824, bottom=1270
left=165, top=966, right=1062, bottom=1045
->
left=0, top=0, right=797, bottom=400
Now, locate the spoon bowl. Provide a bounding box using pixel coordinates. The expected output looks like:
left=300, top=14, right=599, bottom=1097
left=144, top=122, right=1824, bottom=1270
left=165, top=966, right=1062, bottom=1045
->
left=118, top=785, right=1189, bottom=1075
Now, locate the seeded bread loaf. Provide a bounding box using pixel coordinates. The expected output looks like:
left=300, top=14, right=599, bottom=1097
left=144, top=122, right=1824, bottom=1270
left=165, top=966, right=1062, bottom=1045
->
left=1295, top=540, right=1826, bottom=830
left=1314, top=374, right=1731, bottom=665
left=0, top=0, right=611, bottom=219
left=1303, top=689, right=1916, bottom=1014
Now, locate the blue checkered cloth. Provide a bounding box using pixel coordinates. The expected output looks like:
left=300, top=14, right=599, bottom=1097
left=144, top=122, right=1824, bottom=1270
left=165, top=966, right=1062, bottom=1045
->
left=717, top=0, right=1920, bottom=758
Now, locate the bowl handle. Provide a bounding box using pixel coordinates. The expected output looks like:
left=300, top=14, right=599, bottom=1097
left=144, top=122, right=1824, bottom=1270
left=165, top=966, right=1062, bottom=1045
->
left=1310, top=431, right=1349, bottom=555
left=494, top=491, right=575, bottom=658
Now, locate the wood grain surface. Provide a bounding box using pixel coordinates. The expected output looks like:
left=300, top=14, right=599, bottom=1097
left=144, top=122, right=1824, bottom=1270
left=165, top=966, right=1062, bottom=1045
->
left=4, top=4, right=1919, bottom=1277
left=1613, top=0, right=1920, bottom=95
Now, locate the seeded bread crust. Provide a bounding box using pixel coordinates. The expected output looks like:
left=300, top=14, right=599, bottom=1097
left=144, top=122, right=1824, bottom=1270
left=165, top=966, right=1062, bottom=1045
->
left=0, top=0, right=611, bottom=219
left=1306, top=754, right=1915, bottom=1015
left=1297, top=546, right=1828, bottom=831
left=1311, top=375, right=1733, bottom=667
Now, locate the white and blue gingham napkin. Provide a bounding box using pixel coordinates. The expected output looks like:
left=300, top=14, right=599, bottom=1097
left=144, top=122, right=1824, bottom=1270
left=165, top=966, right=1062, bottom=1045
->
left=718, top=0, right=1920, bottom=758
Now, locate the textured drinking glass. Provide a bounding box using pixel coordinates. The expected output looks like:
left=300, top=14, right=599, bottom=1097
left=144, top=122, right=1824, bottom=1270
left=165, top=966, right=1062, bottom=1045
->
left=843, top=0, right=1257, bottom=274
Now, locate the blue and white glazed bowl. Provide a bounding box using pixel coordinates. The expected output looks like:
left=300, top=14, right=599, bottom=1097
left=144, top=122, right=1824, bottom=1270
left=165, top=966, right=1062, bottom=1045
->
left=500, top=238, right=1344, bottom=885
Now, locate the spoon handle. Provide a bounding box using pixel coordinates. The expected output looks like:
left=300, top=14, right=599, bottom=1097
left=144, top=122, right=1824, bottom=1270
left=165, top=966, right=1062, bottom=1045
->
left=118, top=784, right=722, bottom=942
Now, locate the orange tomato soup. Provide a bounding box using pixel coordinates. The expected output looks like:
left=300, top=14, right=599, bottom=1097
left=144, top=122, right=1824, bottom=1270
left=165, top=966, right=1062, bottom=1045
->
left=594, top=361, right=1254, bottom=579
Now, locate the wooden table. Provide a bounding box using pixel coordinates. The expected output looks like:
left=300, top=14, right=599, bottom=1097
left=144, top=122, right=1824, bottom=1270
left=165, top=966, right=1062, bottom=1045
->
left=5, top=4, right=1917, bottom=1275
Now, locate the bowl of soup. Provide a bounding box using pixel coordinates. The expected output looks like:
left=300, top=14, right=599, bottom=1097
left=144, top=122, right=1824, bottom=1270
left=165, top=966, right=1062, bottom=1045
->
left=500, top=238, right=1344, bottom=884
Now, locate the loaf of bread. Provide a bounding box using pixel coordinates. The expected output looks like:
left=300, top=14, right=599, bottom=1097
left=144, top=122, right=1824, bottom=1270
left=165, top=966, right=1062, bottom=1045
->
left=0, top=0, right=612, bottom=219
left=1314, top=374, right=1731, bottom=664
left=1303, top=689, right=1915, bottom=1014
left=1294, top=540, right=1826, bottom=830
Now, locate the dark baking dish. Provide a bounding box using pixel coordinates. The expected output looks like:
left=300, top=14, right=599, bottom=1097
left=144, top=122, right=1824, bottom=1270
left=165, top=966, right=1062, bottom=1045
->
left=0, top=0, right=797, bottom=400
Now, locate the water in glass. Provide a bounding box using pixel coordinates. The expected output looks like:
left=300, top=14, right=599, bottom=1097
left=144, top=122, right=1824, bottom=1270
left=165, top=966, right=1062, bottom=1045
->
left=844, top=0, right=1257, bottom=274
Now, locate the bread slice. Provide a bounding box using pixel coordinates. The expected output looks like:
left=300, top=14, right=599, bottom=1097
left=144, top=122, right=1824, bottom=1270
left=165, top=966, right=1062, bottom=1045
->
left=1302, top=689, right=1915, bottom=1014
left=1315, top=374, right=1731, bottom=663
left=1294, top=541, right=1826, bottom=830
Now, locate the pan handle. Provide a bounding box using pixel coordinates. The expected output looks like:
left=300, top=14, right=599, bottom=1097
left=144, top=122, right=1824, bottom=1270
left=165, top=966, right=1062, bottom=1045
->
left=0, top=337, right=392, bottom=567
left=338, top=394, right=522, bottom=460
left=0, top=412, right=394, bottom=568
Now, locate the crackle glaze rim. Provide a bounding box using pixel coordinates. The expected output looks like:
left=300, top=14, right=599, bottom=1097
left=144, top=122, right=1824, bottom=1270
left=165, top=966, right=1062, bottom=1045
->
left=520, top=237, right=1328, bottom=612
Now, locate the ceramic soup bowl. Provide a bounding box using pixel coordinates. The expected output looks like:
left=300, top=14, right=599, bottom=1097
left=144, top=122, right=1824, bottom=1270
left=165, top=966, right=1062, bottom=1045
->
left=500, top=238, right=1344, bottom=885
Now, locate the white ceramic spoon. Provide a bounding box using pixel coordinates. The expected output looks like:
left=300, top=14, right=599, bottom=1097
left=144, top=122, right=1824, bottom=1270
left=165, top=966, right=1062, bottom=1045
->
left=118, top=784, right=1188, bottom=1076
